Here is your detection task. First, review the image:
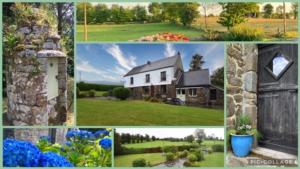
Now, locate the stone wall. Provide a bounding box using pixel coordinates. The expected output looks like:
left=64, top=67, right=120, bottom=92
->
left=6, top=7, right=67, bottom=126
left=226, top=44, right=258, bottom=130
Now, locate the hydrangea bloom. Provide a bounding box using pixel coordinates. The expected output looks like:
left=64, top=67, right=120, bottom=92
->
left=66, top=130, right=94, bottom=139
left=99, top=138, right=112, bottom=150
left=3, top=139, right=42, bottom=167
left=94, top=130, right=110, bottom=138
left=39, top=152, right=74, bottom=167
left=64, top=141, right=72, bottom=146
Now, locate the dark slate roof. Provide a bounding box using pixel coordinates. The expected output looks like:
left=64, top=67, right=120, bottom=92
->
left=124, top=54, right=181, bottom=77
left=177, top=69, right=210, bottom=87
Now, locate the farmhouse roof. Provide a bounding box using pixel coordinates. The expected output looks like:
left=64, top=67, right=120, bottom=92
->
left=124, top=53, right=181, bottom=77
left=176, top=69, right=210, bottom=87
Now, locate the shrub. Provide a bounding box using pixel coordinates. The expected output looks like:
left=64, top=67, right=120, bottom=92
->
left=187, top=154, right=197, bottom=162
left=113, top=87, right=130, bottom=100
left=102, top=92, right=108, bottom=97
left=224, top=25, right=264, bottom=41
left=212, top=144, right=224, bottom=152
left=194, top=149, right=205, bottom=161
left=208, top=148, right=213, bottom=154
left=88, top=89, right=96, bottom=97
left=178, top=150, right=188, bottom=158
left=165, top=152, right=175, bottom=162
left=183, top=161, right=192, bottom=167
left=78, top=91, right=87, bottom=98
left=162, top=146, right=178, bottom=153
left=149, top=97, right=160, bottom=103
left=143, top=96, right=151, bottom=101
left=132, top=158, right=147, bottom=167
left=201, top=29, right=222, bottom=41
left=107, top=90, right=113, bottom=96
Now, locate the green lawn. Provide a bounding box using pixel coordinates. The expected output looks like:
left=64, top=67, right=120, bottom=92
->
left=77, top=23, right=203, bottom=41
left=123, top=140, right=223, bottom=149
left=115, top=153, right=164, bottom=167
left=77, top=18, right=297, bottom=41
left=77, top=99, right=223, bottom=126
left=192, top=152, right=224, bottom=167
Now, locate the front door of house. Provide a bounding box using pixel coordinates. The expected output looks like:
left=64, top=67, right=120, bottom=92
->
left=257, top=44, right=298, bottom=155
left=176, top=89, right=186, bottom=101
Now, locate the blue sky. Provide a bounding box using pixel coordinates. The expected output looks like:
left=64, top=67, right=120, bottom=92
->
left=76, top=43, right=224, bottom=83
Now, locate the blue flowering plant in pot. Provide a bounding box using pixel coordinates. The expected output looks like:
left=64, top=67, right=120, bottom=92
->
left=228, top=115, right=261, bottom=157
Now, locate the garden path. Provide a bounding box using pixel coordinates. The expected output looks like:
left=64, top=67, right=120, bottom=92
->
left=155, top=158, right=187, bottom=167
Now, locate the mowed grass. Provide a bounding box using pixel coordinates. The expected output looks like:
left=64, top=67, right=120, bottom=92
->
left=76, top=23, right=203, bottom=41
left=115, top=153, right=164, bottom=167
left=76, top=17, right=297, bottom=41
left=192, top=152, right=224, bottom=167
left=123, top=140, right=193, bottom=149
left=77, top=99, right=223, bottom=126
left=123, top=140, right=224, bottom=149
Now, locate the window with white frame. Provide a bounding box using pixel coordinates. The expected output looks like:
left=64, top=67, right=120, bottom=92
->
left=188, top=88, right=197, bottom=96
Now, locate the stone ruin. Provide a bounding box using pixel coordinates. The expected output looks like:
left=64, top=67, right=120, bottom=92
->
left=5, top=7, right=67, bottom=126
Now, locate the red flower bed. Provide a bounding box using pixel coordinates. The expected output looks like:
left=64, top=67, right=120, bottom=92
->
left=137, top=32, right=189, bottom=42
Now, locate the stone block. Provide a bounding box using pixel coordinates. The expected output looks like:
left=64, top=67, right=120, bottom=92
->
left=18, top=27, right=31, bottom=34
left=227, top=95, right=235, bottom=117
left=228, top=76, right=242, bottom=87
left=243, top=105, right=257, bottom=127
left=243, top=71, right=257, bottom=92
left=233, top=94, right=243, bottom=103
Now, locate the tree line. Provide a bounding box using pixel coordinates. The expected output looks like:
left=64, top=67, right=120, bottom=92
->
left=77, top=2, right=200, bottom=26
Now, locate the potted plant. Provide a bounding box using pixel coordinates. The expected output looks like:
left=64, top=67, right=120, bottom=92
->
left=228, top=115, right=261, bottom=157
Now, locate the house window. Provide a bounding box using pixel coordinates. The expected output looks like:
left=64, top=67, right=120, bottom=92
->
left=161, top=71, right=166, bottom=81
left=181, top=89, right=185, bottom=95
left=188, top=89, right=197, bottom=97
left=177, top=89, right=181, bottom=94
left=130, top=77, right=134, bottom=85
left=161, top=85, right=167, bottom=94
left=143, top=86, right=149, bottom=94
left=210, top=89, right=217, bottom=100
left=145, top=74, right=150, bottom=83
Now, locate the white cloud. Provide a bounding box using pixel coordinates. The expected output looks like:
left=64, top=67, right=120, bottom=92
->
left=76, top=60, right=118, bottom=81
left=164, top=43, right=177, bottom=57
left=104, top=44, right=137, bottom=70
left=202, top=44, right=219, bottom=56
left=113, top=66, right=128, bottom=75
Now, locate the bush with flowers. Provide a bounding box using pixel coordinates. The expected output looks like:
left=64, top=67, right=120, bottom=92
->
left=136, top=32, right=189, bottom=42
left=4, top=129, right=112, bottom=167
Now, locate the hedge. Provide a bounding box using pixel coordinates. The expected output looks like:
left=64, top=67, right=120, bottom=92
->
left=77, top=82, right=122, bottom=91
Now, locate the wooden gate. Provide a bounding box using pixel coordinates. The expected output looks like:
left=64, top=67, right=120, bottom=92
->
left=257, top=44, right=298, bottom=155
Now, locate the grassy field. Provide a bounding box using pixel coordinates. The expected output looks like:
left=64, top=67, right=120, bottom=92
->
left=77, top=17, right=297, bottom=41
left=115, top=153, right=164, bottom=167
left=192, top=152, right=224, bottom=167
left=77, top=99, right=223, bottom=125
left=123, top=140, right=223, bottom=149
left=77, top=23, right=202, bottom=41
left=194, top=17, right=298, bottom=40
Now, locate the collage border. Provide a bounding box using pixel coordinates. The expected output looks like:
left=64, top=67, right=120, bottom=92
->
left=0, top=0, right=299, bottom=168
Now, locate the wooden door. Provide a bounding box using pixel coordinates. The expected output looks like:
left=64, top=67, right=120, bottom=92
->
left=257, top=44, right=298, bottom=155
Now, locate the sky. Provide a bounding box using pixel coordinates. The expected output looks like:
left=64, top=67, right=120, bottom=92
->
left=116, top=128, right=224, bottom=139
left=92, top=2, right=294, bottom=15
left=76, top=43, right=224, bottom=84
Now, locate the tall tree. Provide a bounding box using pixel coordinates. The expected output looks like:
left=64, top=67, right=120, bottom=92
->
left=211, top=67, right=224, bottom=88
left=178, top=2, right=200, bottom=26
left=194, top=129, right=206, bottom=145
left=189, top=54, right=205, bottom=71
left=186, top=135, right=195, bottom=143
left=218, top=3, right=258, bottom=30
left=263, top=4, right=273, bottom=18
left=133, top=5, right=147, bottom=22
left=114, top=131, right=122, bottom=155
left=148, top=2, right=161, bottom=22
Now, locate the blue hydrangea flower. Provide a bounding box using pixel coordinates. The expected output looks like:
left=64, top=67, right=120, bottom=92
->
left=64, top=141, right=72, bottom=147
left=94, top=130, right=110, bottom=138
left=39, top=152, right=74, bottom=167
left=66, top=130, right=93, bottom=140
left=3, top=139, right=41, bottom=167
left=99, top=138, right=112, bottom=150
